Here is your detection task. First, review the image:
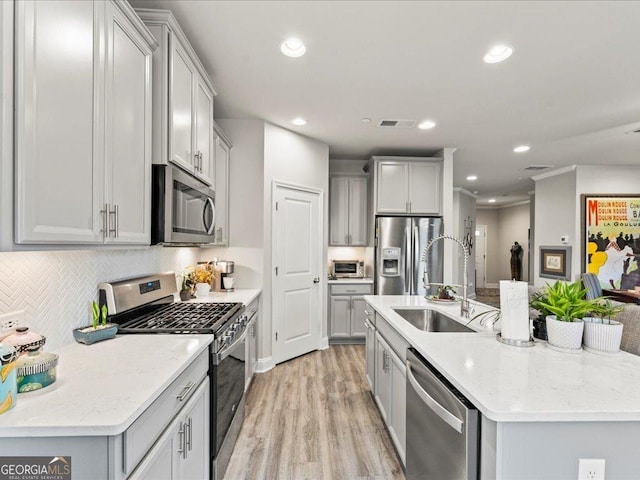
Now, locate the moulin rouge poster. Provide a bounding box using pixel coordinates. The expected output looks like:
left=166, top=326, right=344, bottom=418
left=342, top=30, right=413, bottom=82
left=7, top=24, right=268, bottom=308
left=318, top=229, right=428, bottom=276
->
left=585, top=196, right=640, bottom=289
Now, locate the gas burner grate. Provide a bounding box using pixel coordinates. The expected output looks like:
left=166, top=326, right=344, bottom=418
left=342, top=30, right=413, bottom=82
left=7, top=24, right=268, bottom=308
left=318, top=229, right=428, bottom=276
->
left=117, top=302, right=244, bottom=335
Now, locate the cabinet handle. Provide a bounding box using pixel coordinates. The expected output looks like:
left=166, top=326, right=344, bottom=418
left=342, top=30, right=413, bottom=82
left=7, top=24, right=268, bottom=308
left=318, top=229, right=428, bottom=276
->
left=383, top=350, right=389, bottom=372
left=176, top=382, right=195, bottom=402
left=100, top=203, right=109, bottom=238
left=108, top=204, right=118, bottom=238
left=177, top=422, right=187, bottom=458
left=186, top=416, right=193, bottom=452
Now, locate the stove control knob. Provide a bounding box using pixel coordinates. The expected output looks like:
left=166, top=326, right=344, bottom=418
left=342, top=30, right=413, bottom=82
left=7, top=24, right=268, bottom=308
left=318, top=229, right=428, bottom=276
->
left=222, top=333, right=233, bottom=346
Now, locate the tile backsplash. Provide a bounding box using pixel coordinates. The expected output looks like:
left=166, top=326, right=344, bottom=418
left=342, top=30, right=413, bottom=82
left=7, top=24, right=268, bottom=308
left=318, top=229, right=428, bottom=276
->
left=0, top=247, right=201, bottom=350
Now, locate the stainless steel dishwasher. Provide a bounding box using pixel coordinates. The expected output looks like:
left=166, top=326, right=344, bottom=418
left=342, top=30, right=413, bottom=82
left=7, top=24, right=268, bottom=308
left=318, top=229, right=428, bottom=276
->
left=406, top=348, right=479, bottom=479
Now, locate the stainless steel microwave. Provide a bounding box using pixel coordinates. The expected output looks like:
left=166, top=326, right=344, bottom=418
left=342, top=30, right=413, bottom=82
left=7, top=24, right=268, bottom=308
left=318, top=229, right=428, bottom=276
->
left=151, top=165, right=216, bottom=245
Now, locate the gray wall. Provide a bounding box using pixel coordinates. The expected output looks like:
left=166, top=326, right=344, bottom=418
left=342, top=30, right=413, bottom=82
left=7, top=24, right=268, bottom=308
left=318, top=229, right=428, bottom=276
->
left=476, top=203, right=530, bottom=286
left=533, top=168, right=577, bottom=285
left=453, top=189, right=476, bottom=295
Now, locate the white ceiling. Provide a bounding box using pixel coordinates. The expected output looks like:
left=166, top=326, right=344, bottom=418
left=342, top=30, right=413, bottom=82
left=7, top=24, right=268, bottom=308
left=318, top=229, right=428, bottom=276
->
left=131, top=0, right=640, bottom=206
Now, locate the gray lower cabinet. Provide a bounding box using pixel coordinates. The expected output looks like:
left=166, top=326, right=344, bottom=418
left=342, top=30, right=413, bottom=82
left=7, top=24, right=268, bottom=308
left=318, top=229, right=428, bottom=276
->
left=245, top=296, right=260, bottom=391
left=0, top=350, right=209, bottom=480
left=131, top=378, right=209, bottom=480
left=329, top=283, right=373, bottom=341
left=366, top=309, right=407, bottom=466
left=14, top=0, right=155, bottom=245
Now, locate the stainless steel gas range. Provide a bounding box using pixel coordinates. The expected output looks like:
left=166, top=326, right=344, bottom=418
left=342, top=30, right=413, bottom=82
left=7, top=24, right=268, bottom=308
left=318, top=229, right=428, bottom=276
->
left=99, top=272, right=251, bottom=480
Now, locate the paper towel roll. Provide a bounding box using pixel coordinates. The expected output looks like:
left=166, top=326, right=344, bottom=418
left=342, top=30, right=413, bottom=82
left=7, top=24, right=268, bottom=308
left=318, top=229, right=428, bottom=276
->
left=499, top=280, right=530, bottom=341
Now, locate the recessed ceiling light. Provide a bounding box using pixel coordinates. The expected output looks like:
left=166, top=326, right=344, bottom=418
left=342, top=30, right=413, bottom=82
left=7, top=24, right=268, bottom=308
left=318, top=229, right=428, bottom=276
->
left=473, top=191, right=479, bottom=194
left=483, top=44, right=513, bottom=64
left=466, top=175, right=478, bottom=181
left=361, top=118, right=371, bottom=123
left=280, top=38, right=306, bottom=58
left=513, top=145, right=530, bottom=153
left=291, top=117, right=306, bottom=126
left=488, top=198, right=497, bottom=203
left=418, top=120, right=436, bottom=130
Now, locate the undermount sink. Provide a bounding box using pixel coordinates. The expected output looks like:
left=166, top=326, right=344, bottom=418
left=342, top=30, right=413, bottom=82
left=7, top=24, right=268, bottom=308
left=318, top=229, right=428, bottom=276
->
left=392, top=308, right=475, bottom=333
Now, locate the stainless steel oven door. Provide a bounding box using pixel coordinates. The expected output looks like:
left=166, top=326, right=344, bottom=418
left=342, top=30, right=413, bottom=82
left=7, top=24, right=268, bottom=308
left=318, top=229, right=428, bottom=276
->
left=212, top=326, right=247, bottom=456
left=152, top=165, right=216, bottom=245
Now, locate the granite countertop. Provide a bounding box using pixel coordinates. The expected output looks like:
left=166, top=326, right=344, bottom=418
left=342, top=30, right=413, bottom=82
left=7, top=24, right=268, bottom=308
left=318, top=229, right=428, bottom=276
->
left=0, top=334, right=212, bottom=437
left=364, top=295, right=640, bottom=423
left=184, top=288, right=261, bottom=306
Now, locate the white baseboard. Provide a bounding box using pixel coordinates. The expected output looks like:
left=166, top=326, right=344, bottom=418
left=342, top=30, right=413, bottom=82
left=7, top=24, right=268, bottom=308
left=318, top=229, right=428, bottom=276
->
left=485, top=283, right=499, bottom=289
left=319, top=336, right=329, bottom=350
left=255, top=356, right=275, bottom=373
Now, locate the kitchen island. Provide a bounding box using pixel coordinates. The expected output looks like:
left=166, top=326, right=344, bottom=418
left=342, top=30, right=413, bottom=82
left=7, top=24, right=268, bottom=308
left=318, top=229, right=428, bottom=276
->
left=365, top=295, right=640, bottom=479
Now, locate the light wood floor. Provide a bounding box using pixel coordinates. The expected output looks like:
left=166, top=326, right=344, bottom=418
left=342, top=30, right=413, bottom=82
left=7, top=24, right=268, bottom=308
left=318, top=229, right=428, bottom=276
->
left=224, top=345, right=405, bottom=480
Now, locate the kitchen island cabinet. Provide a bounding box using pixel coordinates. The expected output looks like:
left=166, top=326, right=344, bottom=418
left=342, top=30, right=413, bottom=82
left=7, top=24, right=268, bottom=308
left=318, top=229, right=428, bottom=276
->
left=364, top=295, right=640, bottom=479
left=14, top=0, right=156, bottom=245
left=0, top=335, right=211, bottom=480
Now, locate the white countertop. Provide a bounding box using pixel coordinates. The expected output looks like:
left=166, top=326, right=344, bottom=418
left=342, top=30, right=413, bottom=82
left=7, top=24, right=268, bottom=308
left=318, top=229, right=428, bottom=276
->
left=0, top=334, right=212, bottom=437
left=184, top=288, right=261, bottom=306
left=365, top=295, right=640, bottom=423
left=328, top=278, right=374, bottom=284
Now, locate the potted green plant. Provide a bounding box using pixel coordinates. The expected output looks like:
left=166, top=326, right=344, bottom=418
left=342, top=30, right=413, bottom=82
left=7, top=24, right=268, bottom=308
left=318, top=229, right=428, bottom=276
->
left=73, top=301, right=118, bottom=345
left=532, top=280, right=596, bottom=352
left=583, top=299, right=624, bottom=354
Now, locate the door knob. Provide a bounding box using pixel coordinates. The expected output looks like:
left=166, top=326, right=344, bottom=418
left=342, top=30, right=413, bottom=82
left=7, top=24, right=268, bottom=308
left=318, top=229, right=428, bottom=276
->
left=313, top=277, right=320, bottom=284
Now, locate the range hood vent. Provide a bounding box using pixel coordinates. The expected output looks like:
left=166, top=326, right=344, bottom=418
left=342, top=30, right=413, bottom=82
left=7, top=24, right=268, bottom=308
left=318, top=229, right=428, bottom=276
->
left=523, top=165, right=553, bottom=171
left=377, top=119, right=416, bottom=128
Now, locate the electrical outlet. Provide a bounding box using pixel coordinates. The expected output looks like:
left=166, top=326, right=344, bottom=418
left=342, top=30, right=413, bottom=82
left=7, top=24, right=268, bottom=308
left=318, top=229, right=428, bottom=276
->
left=578, top=458, right=605, bottom=480
left=561, top=235, right=569, bottom=244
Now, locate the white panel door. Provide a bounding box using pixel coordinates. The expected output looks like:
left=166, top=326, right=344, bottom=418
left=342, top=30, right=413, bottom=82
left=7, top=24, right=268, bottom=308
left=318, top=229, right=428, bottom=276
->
left=348, top=177, right=368, bottom=245
left=105, top=5, right=152, bottom=244
left=408, top=162, right=441, bottom=214
left=170, top=40, right=195, bottom=172
left=273, top=184, right=322, bottom=364
left=176, top=380, right=209, bottom=480
left=475, top=225, right=487, bottom=288
left=194, top=79, right=214, bottom=185
left=377, top=162, right=408, bottom=214
left=15, top=0, right=103, bottom=243
left=329, top=176, right=349, bottom=245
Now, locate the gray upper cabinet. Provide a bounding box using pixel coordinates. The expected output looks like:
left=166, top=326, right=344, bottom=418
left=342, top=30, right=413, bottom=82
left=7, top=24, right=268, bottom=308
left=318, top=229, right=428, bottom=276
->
left=212, top=123, right=231, bottom=246
left=14, top=0, right=156, bottom=245
left=329, top=176, right=368, bottom=246
left=374, top=158, right=442, bottom=215
left=136, top=9, right=217, bottom=187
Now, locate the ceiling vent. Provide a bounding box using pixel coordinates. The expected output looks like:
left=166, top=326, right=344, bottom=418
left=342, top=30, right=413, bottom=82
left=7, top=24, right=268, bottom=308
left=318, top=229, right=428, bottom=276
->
left=377, top=119, right=417, bottom=128
left=523, top=165, right=553, bottom=171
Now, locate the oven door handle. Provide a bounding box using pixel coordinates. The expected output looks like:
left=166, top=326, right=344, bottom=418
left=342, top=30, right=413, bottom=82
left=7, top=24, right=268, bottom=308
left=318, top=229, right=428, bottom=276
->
left=213, top=327, right=249, bottom=365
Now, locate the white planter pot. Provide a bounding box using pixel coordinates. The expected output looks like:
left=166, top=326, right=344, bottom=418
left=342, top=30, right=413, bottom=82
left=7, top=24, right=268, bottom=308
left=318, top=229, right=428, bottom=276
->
left=583, top=317, right=624, bottom=354
left=195, top=282, right=210, bottom=297
left=546, top=315, right=584, bottom=352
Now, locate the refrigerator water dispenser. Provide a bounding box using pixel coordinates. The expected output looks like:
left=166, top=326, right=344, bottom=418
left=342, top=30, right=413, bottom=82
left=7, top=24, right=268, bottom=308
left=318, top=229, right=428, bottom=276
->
left=382, top=247, right=401, bottom=276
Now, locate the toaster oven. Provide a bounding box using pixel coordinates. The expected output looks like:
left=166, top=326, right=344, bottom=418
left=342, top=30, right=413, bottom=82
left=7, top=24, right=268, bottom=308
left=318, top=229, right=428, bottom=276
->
left=332, top=260, right=364, bottom=278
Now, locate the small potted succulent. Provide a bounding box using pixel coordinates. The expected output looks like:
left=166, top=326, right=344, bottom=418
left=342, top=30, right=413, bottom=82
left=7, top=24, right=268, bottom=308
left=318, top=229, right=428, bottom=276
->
left=582, top=299, right=624, bottom=354
left=531, top=280, right=596, bottom=352
left=73, top=301, right=118, bottom=345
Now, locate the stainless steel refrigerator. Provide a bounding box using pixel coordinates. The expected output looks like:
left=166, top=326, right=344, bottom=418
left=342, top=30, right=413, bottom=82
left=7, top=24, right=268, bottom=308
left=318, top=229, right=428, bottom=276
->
left=375, top=216, right=443, bottom=296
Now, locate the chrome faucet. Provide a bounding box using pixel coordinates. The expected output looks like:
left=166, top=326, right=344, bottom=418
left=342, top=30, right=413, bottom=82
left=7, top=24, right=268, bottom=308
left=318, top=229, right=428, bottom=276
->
left=421, top=234, right=472, bottom=319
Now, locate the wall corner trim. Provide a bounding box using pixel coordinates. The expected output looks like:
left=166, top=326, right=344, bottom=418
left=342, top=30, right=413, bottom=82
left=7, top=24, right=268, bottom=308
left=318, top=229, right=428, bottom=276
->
left=531, top=165, right=577, bottom=182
